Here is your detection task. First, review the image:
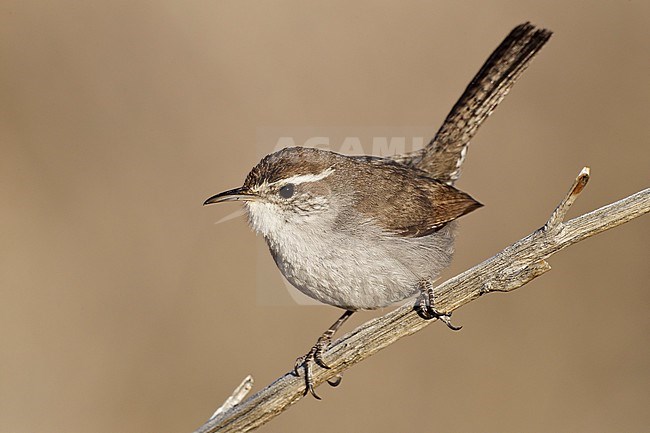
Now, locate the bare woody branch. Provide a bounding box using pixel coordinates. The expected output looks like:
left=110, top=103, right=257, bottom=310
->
left=194, top=167, right=649, bottom=433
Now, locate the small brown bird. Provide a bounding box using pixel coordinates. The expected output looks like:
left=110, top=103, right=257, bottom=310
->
left=205, top=23, right=552, bottom=398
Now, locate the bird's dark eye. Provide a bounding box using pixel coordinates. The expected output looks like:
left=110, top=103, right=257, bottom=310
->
left=279, top=183, right=295, bottom=199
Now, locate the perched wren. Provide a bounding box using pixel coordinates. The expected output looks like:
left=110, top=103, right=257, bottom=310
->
left=204, top=23, right=552, bottom=398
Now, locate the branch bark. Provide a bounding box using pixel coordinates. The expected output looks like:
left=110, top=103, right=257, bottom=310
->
left=194, top=167, right=649, bottom=433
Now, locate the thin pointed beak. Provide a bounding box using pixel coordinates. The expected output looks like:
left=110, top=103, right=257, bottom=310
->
left=203, top=187, right=257, bottom=205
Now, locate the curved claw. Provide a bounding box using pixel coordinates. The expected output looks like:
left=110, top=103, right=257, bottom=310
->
left=306, top=381, right=321, bottom=400
left=327, top=375, right=342, bottom=387
left=438, top=313, right=462, bottom=331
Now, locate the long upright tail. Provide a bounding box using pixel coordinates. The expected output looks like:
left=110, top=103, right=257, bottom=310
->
left=393, top=23, right=552, bottom=184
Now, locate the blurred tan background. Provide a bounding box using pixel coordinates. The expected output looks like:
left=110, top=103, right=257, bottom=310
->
left=1, top=1, right=649, bottom=432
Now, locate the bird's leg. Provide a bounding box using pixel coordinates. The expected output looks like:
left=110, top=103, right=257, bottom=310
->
left=294, top=310, right=354, bottom=399
left=415, top=280, right=462, bottom=331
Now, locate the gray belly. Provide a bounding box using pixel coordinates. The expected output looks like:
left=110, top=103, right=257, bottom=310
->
left=266, top=223, right=457, bottom=310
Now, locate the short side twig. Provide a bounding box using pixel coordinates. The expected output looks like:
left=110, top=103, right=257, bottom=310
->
left=210, top=376, right=254, bottom=420
left=546, top=166, right=590, bottom=228
left=194, top=168, right=649, bottom=433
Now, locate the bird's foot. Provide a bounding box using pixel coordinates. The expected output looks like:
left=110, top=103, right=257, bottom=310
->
left=293, top=310, right=354, bottom=399
left=293, top=334, right=337, bottom=399
left=415, top=281, right=462, bottom=331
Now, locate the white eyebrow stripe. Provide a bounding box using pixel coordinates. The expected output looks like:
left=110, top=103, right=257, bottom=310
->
left=270, top=167, right=335, bottom=186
